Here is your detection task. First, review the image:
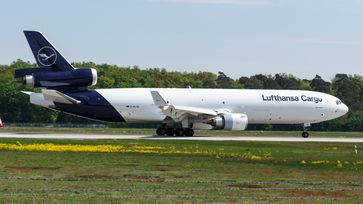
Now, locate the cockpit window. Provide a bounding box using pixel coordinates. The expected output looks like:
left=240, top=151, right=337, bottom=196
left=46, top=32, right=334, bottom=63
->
left=336, top=100, right=342, bottom=105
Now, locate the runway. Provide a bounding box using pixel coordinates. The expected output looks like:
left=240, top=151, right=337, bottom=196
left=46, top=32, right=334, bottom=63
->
left=0, top=133, right=363, bottom=143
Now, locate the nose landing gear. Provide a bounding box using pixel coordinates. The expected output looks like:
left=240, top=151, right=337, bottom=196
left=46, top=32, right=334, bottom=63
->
left=302, top=123, right=310, bottom=138
left=302, top=131, right=309, bottom=138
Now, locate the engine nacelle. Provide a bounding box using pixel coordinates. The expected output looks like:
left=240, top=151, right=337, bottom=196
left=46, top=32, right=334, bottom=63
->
left=15, top=68, right=97, bottom=88
left=210, top=113, right=248, bottom=131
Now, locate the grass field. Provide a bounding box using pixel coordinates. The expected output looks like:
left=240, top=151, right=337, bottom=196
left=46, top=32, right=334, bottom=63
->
left=0, top=135, right=362, bottom=203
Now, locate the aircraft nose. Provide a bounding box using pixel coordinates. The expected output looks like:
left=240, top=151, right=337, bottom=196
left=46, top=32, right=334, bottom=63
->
left=341, top=103, right=349, bottom=115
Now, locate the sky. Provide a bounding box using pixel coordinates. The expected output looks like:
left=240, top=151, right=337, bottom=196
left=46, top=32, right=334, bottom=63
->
left=1, top=0, right=363, bottom=80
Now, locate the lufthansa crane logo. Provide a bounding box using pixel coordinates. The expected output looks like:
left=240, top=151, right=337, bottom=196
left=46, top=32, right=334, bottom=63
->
left=37, top=46, right=57, bottom=66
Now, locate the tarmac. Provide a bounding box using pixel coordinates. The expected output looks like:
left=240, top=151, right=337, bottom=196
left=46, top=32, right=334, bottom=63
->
left=0, top=133, right=362, bottom=143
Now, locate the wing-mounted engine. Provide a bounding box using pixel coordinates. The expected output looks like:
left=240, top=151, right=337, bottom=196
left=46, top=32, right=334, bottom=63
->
left=208, top=113, right=248, bottom=131
left=15, top=67, right=97, bottom=89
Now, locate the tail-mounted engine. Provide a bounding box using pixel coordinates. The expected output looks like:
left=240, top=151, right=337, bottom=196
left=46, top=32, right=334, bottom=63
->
left=209, top=113, right=248, bottom=131
left=15, top=67, right=97, bottom=89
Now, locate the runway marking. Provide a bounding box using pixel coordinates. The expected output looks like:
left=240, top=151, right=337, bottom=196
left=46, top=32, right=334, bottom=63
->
left=0, top=133, right=363, bottom=142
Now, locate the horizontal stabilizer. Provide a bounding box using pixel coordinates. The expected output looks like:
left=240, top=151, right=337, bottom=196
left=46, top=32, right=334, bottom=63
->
left=21, top=91, right=33, bottom=95
left=42, top=89, right=81, bottom=104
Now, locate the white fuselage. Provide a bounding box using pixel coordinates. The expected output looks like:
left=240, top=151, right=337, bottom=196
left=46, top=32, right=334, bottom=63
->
left=96, top=88, right=349, bottom=124
left=19, top=30, right=350, bottom=135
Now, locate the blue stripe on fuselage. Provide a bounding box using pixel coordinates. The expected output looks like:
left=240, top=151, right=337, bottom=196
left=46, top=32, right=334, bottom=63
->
left=54, top=90, right=125, bottom=122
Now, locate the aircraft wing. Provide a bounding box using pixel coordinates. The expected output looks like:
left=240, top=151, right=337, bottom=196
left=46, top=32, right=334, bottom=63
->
left=150, top=90, right=223, bottom=122
left=165, top=105, right=218, bottom=117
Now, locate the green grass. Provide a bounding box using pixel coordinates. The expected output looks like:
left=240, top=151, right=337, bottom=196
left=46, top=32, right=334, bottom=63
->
left=0, top=138, right=361, bottom=203
left=1, top=126, right=363, bottom=138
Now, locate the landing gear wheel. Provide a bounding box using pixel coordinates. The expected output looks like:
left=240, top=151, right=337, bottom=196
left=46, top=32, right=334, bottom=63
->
left=156, top=128, right=166, bottom=136
left=302, top=131, right=309, bottom=138
left=166, top=128, right=175, bottom=136
left=184, top=128, right=194, bottom=137
left=301, top=123, right=310, bottom=138
left=175, top=128, right=185, bottom=136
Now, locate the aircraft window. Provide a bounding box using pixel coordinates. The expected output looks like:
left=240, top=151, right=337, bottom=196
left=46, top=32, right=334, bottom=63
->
left=336, top=100, right=342, bottom=105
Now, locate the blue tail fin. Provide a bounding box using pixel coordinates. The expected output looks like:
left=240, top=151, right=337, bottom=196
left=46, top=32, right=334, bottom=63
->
left=23, top=30, right=74, bottom=70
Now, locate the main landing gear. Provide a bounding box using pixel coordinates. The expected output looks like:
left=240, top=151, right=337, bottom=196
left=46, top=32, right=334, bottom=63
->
left=156, top=127, right=194, bottom=137
left=301, top=123, right=310, bottom=138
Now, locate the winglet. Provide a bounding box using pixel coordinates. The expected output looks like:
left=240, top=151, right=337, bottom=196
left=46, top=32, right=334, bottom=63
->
left=150, top=91, right=168, bottom=107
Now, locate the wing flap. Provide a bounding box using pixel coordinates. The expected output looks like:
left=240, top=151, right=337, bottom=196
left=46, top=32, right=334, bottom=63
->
left=169, top=105, right=218, bottom=117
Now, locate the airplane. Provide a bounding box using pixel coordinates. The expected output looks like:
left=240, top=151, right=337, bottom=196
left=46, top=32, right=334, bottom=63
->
left=14, top=31, right=349, bottom=138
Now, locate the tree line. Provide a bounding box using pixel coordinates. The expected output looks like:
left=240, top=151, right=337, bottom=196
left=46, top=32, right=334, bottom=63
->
left=1, top=59, right=362, bottom=131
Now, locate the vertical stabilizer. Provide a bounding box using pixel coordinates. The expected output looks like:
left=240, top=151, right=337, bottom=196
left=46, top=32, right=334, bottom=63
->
left=23, top=30, right=74, bottom=70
